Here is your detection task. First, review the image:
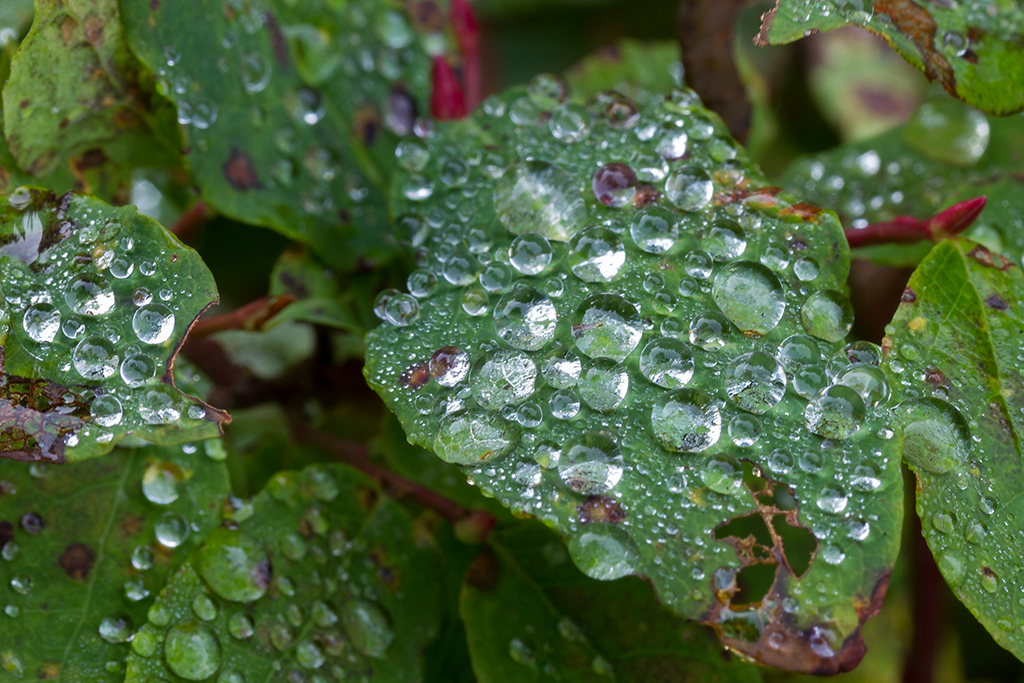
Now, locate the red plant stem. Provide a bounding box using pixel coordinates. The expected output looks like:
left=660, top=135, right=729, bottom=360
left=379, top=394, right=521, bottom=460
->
left=902, top=503, right=945, bottom=683
left=431, top=55, right=468, bottom=120
left=169, top=200, right=214, bottom=242
left=845, top=196, right=986, bottom=249
left=450, top=0, right=481, bottom=109
left=302, top=428, right=494, bottom=534
left=189, top=294, right=297, bottom=339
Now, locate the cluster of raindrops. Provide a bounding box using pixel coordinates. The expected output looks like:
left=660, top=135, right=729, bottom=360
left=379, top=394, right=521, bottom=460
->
left=0, top=189, right=213, bottom=456
left=126, top=466, right=410, bottom=683
left=147, top=0, right=456, bottom=232
left=365, top=75, right=904, bottom=636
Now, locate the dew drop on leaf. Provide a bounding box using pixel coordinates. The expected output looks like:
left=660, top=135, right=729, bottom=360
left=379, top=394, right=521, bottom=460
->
left=164, top=621, right=221, bottom=680
left=194, top=528, right=270, bottom=603
left=651, top=389, right=722, bottom=453
left=897, top=398, right=971, bottom=474
left=340, top=600, right=394, bottom=658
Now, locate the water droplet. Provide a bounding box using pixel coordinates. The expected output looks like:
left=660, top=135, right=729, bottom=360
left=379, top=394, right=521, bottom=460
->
left=164, top=621, right=222, bottom=680
left=571, top=294, right=642, bottom=362
left=509, top=234, right=553, bottom=275
left=801, top=290, right=854, bottom=342
left=630, top=206, right=678, bottom=253
left=240, top=51, right=270, bottom=92
left=492, top=285, right=558, bottom=353
left=665, top=167, right=713, bottom=211
left=429, top=346, right=470, bottom=387
left=407, top=269, right=438, bottom=298
left=192, top=594, right=218, bottom=621
left=549, top=103, right=592, bottom=142
left=139, top=385, right=182, bottom=424
left=776, top=334, right=820, bottom=371
left=508, top=638, right=535, bottom=665
left=132, top=545, right=155, bottom=570
left=728, top=413, right=761, bottom=447
left=73, top=336, right=119, bottom=380
left=155, top=511, right=190, bottom=548
left=821, top=544, right=846, bottom=564
left=541, top=347, right=581, bottom=389
left=526, top=73, right=568, bottom=110
left=65, top=274, right=115, bottom=316
left=142, top=461, right=181, bottom=505
left=689, top=311, right=731, bottom=350
left=434, top=410, right=518, bottom=465
left=816, top=488, right=848, bottom=514
left=549, top=389, right=581, bottom=419
left=341, top=600, right=394, bottom=658
left=704, top=219, right=746, bottom=261
left=286, top=87, right=325, bottom=125
left=22, top=303, right=60, bottom=344
left=395, top=140, right=430, bottom=172
left=805, top=385, right=865, bottom=440
left=296, top=640, right=326, bottom=670
left=558, top=432, right=623, bottom=495
left=981, top=569, right=999, bottom=593
left=793, top=257, right=819, bottom=281
left=442, top=248, right=478, bottom=285
left=121, top=353, right=157, bottom=388
left=195, top=528, right=270, bottom=603
left=897, top=399, right=970, bottom=474
left=904, top=97, right=989, bottom=166
left=470, top=349, right=538, bottom=410
left=99, top=614, right=133, bottom=643
left=683, top=250, right=714, bottom=279
left=835, top=363, right=890, bottom=407
left=652, top=389, right=721, bottom=453
left=655, top=125, right=688, bottom=160
left=10, top=574, right=32, bottom=595
left=702, top=456, right=745, bottom=496
left=712, top=262, right=785, bottom=337
left=494, top=160, right=586, bottom=242
left=724, top=352, right=786, bottom=414
left=384, top=293, right=420, bottom=326
left=568, top=525, right=638, bottom=580
left=228, top=613, right=254, bottom=639
left=578, top=360, right=629, bottom=412
left=639, top=337, right=694, bottom=388
left=568, top=227, right=625, bottom=282
left=592, top=163, right=637, bottom=208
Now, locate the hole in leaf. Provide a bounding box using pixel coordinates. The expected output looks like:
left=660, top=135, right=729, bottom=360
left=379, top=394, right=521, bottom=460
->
left=773, top=515, right=816, bottom=578
left=733, top=562, right=776, bottom=606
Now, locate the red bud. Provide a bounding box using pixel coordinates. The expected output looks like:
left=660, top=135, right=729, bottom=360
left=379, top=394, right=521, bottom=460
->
left=431, top=55, right=468, bottom=120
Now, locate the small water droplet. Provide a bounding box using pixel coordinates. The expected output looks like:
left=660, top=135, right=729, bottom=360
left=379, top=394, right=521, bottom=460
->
left=164, top=621, right=222, bottom=680
left=341, top=600, right=394, bottom=658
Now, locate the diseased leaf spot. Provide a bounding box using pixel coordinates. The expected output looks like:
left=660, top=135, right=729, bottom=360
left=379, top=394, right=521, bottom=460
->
left=901, top=287, right=917, bottom=303
left=0, top=520, right=14, bottom=546
left=967, top=244, right=1013, bottom=270
left=223, top=148, right=262, bottom=191
left=399, top=362, right=431, bottom=390
left=59, top=543, right=96, bottom=580
left=577, top=495, right=627, bottom=524
left=263, top=12, right=289, bottom=67
left=985, top=293, right=1008, bottom=310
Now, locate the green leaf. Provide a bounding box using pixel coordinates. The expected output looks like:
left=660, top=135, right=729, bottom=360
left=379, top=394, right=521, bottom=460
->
left=461, top=520, right=762, bottom=682
left=882, top=237, right=1024, bottom=660
left=2, top=0, right=182, bottom=191
left=0, top=441, right=230, bottom=680
left=564, top=39, right=683, bottom=107
left=119, top=0, right=462, bottom=269
left=782, top=94, right=1024, bottom=267
left=755, top=0, right=1024, bottom=115
left=364, top=82, right=903, bottom=672
left=0, top=187, right=228, bottom=463
left=268, top=246, right=361, bottom=332
left=125, top=463, right=443, bottom=682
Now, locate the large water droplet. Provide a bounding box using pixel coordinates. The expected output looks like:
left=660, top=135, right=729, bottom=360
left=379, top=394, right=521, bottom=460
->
left=630, top=206, right=678, bottom=254
left=689, top=311, right=731, bottom=350
left=578, top=360, right=629, bottom=412
left=155, top=511, right=190, bottom=547
left=341, top=600, right=394, bottom=658
left=429, top=346, right=470, bottom=387
left=724, top=352, right=786, bottom=414
left=139, top=385, right=182, bottom=424
left=434, top=410, right=518, bottom=465
left=508, top=234, right=552, bottom=275
left=639, top=337, right=694, bottom=388
left=568, top=227, right=625, bottom=282
left=801, top=290, right=853, bottom=342
left=493, top=285, right=558, bottom=351
left=99, top=614, right=134, bottom=643
left=558, top=432, right=624, bottom=495
left=571, top=294, right=642, bottom=362
left=195, top=528, right=270, bottom=603
left=142, top=461, right=181, bottom=505
left=652, top=390, right=721, bottom=453
left=804, top=385, right=865, bottom=439
left=550, top=103, right=592, bottom=142
left=568, top=526, right=638, bottom=580
left=665, top=168, right=713, bottom=211
left=164, top=621, right=222, bottom=680
left=121, top=353, right=156, bottom=388
left=712, top=262, right=785, bottom=337
left=494, top=160, right=586, bottom=241
left=541, top=347, right=581, bottom=388
left=73, top=336, right=119, bottom=380
left=704, top=219, right=746, bottom=261
left=897, top=399, right=970, bottom=474
left=904, top=97, right=989, bottom=166
left=65, top=274, right=115, bottom=316
left=835, top=363, right=890, bottom=407
left=702, top=456, right=745, bottom=496
left=22, top=304, right=60, bottom=344
left=470, top=349, right=538, bottom=410
left=775, top=334, right=821, bottom=371
left=592, top=163, right=637, bottom=208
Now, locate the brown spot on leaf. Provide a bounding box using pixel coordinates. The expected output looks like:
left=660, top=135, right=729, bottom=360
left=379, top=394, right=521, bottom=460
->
left=968, top=245, right=1013, bottom=270
left=855, top=85, right=917, bottom=118
left=83, top=17, right=104, bottom=46
left=577, top=495, right=627, bottom=524
left=925, top=367, right=946, bottom=385
left=632, top=184, right=661, bottom=208
left=870, top=0, right=955, bottom=93
left=59, top=543, right=96, bottom=580
left=223, top=148, right=262, bottom=191
left=38, top=662, right=61, bottom=679
left=121, top=514, right=144, bottom=537
left=150, top=0, right=159, bottom=10
left=369, top=545, right=400, bottom=589
left=263, top=12, right=289, bottom=66
left=356, top=486, right=379, bottom=512
left=901, top=287, right=917, bottom=303
left=353, top=106, right=381, bottom=147
left=61, top=17, right=77, bottom=46
left=399, top=362, right=431, bottom=390
left=465, top=545, right=501, bottom=591
left=0, top=521, right=14, bottom=546
left=985, top=293, right=1008, bottom=311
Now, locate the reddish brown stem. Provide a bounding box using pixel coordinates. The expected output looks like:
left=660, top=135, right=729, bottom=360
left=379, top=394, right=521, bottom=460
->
left=450, top=0, right=481, bottom=109
left=189, top=294, right=297, bottom=339
left=902, top=502, right=945, bottom=683
left=431, top=55, right=468, bottom=120
left=302, top=428, right=495, bottom=540
left=169, top=200, right=214, bottom=242
left=845, top=196, right=986, bottom=249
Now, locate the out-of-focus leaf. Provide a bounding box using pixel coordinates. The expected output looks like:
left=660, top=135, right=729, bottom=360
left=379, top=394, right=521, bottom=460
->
left=755, top=0, right=1024, bottom=115
left=119, top=0, right=465, bottom=270
left=125, top=463, right=443, bottom=683
left=2, top=0, right=182, bottom=200
left=565, top=39, right=682, bottom=107
left=782, top=94, right=1024, bottom=267
left=805, top=27, right=928, bottom=142
left=0, top=187, right=227, bottom=463
left=214, top=322, right=316, bottom=381
left=0, top=442, right=230, bottom=681
left=268, top=246, right=360, bottom=331
left=365, top=81, right=903, bottom=672
left=883, top=238, right=1024, bottom=661
left=461, top=521, right=763, bottom=682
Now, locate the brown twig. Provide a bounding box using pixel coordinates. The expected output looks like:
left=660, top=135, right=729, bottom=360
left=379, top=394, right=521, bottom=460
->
left=902, top=497, right=945, bottom=683
left=845, top=196, right=986, bottom=249
left=188, top=294, right=297, bottom=339
left=169, top=200, right=214, bottom=242
left=301, top=427, right=496, bottom=541
left=678, top=0, right=752, bottom=142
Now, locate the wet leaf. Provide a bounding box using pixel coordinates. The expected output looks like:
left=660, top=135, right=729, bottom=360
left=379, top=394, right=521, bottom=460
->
left=125, top=463, right=443, bottom=682
left=0, top=442, right=230, bottom=681
left=461, top=520, right=763, bottom=682
left=2, top=0, right=182, bottom=195
left=782, top=94, right=1024, bottom=267
left=119, top=0, right=465, bottom=270
left=883, top=237, right=1024, bottom=661
left=364, top=81, right=903, bottom=672
left=564, top=39, right=683, bottom=107
left=755, top=0, right=1024, bottom=115
left=0, top=187, right=228, bottom=463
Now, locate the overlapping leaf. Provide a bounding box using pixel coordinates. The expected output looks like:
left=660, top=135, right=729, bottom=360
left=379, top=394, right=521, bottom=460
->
left=755, top=0, right=1024, bottom=114
left=883, top=237, right=1024, bottom=660
left=120, top=0, right=465, bottom=270
left=0, top=442, right=230, bottom=680
left=462, top=521, right=762, bottom=682
left=783, top=94, right=1024, bottom=267
left=0, top=187, right=227, bottom=463
left=365, top=82, right=903, bottom=672
left=125, top=463, right=443, bottom=683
